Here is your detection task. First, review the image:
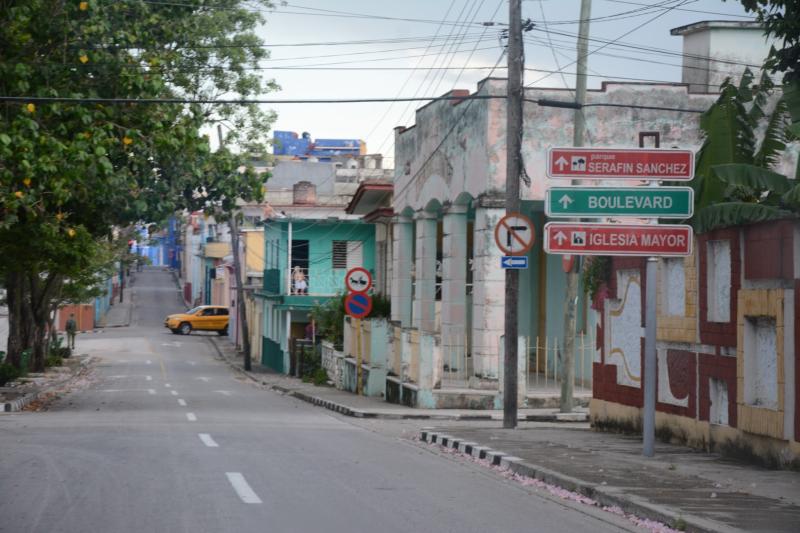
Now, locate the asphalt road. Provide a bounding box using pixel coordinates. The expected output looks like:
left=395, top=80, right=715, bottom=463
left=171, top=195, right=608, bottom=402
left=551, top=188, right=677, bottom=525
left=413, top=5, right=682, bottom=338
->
left=0, top=268, right=631, bottom=533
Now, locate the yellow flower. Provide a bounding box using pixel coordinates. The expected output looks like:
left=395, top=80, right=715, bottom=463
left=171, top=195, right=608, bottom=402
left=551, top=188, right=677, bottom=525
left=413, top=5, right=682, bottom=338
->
left=67, top=228, right=76, bottom=238
left=56, top=212, right=65, bottom=221
left=26, top=103, right=35, bottom=113
left=79, top=54, right=89, bottom=64
left=23, top=177, right=31, bottom=187
left=122, top=136, right=133, bottom=145
left=79, top=1, right=89, bottom=11
left=15, top=191, right=23, bottom=198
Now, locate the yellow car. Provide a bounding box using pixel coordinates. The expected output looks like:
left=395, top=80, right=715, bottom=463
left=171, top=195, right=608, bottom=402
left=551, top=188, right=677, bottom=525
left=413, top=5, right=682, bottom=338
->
left=165, top=305, right=230, bottom=336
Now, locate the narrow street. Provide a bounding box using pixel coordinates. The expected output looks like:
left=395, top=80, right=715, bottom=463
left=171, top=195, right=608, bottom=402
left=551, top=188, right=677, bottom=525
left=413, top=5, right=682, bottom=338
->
left=0, top=269, right=630, bottom=533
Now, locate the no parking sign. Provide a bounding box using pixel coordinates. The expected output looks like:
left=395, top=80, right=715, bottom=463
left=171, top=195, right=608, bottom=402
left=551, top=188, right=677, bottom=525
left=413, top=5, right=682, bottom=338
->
left=345, top=292, right=372, bottom=319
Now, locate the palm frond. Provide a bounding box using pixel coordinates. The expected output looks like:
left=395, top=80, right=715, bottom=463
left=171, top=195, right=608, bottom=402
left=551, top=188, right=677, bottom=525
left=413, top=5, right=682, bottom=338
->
left=693, top=202, right=794, bottom=234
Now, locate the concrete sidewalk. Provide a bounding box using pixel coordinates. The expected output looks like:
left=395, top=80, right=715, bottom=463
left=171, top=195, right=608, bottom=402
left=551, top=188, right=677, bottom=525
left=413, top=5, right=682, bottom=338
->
left=98, top=288, right=132, bottom=328
left=207, top=336, right=588, bottom=422
left=421, top=427, right=800, bottom=533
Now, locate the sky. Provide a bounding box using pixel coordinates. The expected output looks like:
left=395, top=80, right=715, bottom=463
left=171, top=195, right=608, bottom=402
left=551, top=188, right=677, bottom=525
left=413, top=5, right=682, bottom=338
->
left=244, top=1, right=755, bottom=164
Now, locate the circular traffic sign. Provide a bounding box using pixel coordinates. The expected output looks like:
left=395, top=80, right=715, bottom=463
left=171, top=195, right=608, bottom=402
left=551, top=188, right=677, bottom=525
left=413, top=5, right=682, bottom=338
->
left=494, top=212, right=535, bottom=256
left=345, top=267, right=372, bottom=293
left=345, top=292, right=372, bottom=319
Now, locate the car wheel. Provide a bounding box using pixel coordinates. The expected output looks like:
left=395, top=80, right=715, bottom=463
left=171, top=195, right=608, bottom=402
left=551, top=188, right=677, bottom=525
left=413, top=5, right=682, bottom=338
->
left=179, top=322, right=192, bottom=335
left=217, top=328, right=228, bottom=336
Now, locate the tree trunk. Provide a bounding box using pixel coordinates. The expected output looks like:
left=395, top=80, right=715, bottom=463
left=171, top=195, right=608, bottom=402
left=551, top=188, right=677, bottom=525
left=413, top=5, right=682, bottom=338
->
left=5, top=270, right=26, bottom=368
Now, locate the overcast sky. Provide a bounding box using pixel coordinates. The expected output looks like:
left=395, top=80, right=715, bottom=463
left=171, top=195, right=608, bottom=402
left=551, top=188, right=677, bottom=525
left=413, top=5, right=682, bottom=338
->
left=246, top=1, right=754, bottom=164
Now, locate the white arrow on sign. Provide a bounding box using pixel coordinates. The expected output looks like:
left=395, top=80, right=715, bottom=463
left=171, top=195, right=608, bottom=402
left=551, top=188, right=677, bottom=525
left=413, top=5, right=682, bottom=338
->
left=554, top=156, right=569, bottom=170
left=554, top=231, right=568, bottom=245
left=558, top=194, right=573, bottom=209
left=501, top=256, right=528, bottom=268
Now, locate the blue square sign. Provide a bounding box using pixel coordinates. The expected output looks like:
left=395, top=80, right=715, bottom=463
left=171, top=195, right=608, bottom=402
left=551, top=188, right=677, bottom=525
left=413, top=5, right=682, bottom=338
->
left=501, top=256, right=528, bottom=269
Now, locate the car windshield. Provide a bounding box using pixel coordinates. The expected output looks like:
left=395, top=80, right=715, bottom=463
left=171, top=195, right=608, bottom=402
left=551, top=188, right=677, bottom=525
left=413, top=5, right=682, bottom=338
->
left=185, top=307, right=202, bottom=315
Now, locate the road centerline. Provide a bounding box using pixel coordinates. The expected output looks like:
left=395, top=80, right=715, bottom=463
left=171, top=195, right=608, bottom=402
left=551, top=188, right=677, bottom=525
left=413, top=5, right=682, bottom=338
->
left=198, top=433, right=219, bottom=448
left=225, top=473, right=262, bottom=504
left=186, top=413, right=197, bottom=422
left=178, top=399, right=187, bottom=406
left=171, top=390, right=178, bottom=396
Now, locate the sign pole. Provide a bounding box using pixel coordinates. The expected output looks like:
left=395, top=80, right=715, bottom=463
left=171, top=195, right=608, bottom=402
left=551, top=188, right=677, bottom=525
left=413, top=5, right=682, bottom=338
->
left=355, top=317, right=362, bottom=395
left=643, top=257, right=657, bottom=457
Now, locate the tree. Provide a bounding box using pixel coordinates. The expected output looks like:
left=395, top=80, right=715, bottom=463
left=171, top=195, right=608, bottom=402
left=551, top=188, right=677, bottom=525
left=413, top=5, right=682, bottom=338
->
left=0, top=0, right=277, bottom=371
left=733, top=0, right=800, bottom=83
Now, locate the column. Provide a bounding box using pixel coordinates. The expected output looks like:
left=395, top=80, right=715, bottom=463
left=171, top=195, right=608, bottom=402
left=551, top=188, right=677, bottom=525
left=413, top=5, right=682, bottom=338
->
left=441, top=205, right=468, bottom=379
left=391, top=216, right=413, bottom=326
left=470, top=201, right=506, bottom=381
left=413, top=211, right=438, bottom=333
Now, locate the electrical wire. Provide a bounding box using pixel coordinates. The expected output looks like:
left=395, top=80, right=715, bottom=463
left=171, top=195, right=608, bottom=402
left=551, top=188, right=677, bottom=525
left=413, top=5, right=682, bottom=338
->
left=526, top=0, right=693, bottom=87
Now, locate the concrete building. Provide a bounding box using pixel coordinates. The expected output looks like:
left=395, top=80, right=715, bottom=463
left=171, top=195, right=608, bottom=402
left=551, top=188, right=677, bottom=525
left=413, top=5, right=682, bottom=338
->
left=387, top=20, right=770, bottom=409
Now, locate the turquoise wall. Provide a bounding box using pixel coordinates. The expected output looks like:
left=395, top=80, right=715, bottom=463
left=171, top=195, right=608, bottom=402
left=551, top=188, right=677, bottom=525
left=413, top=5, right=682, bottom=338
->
left=263, top=220, right=376, bottom=295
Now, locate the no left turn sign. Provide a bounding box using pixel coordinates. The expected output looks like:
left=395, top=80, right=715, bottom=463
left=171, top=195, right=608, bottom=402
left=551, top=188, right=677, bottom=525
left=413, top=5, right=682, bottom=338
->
left=494, top=213, right=535, bottom=256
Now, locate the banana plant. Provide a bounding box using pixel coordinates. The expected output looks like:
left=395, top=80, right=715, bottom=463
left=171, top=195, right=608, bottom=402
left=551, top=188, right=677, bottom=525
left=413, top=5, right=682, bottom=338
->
left=690, top=70, right=800, bottom=233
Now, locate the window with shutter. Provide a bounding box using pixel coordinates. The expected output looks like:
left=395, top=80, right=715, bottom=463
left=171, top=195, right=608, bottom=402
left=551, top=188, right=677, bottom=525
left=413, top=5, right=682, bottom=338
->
left=332, top=241, right=348, bottom=269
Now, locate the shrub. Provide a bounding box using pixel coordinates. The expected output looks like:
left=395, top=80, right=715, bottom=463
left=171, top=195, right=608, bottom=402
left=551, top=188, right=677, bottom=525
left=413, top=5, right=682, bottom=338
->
left=0, top=363, right=21, bottom=386
left=311, top=368, right=328, bottom=386
left=45, top=355, right=63, bottom=368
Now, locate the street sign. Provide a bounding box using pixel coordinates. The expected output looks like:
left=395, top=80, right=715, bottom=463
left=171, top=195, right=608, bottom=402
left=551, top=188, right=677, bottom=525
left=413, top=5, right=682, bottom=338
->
left=544, top=222, right=692, bottom=256
left=547, top=148, right=694, bottom=181
left=501, top=256, right=528, bottom=269
left=345, top=267, right=372, bottom=293
left=545, top=186, right=694, bottom=218
left=494, top=213, right=535, bottom=256
left=344, top=292, right=372, bottom=319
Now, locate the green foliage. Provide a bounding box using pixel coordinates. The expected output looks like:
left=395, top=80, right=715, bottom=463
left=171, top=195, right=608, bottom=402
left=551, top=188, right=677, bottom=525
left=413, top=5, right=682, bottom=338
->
left=691, top=69, right=799, bottom=233
left=733, top=0, right=800, bottom=83
left=45, top=355, right=63, bottom=368
left=581, top=257, right=611, bottom=300
left=0, top=0, right=278, bottom=369
left=311, top=368, right=329, bottom=386
left=309, top=295, right=346, bottom=348
left=48, top=337, right=71, bottom=359
left=370, top=293, right=391, bottom=319
left=0, top=362, right=21, bottom=386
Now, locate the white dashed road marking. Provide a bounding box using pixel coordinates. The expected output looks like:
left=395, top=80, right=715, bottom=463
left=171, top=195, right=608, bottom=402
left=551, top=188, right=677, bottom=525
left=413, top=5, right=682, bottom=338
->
left=186, top=413, right=197, bottom=422
left=197, top=377, right=211, bottom=382
left=146, top=376, right=152, bottom=381
left=146, top=360, right=152, bottom=365
left=178, top=399, right=187, bottom=406
left=225, top=473, right=262, bottom=504
left=165, top=383, right=171, bottom=388
left=213, top=390, right=232, bottom=396
left=198, top=433, right=219, bottom=448
left=171, top=390, right=179, bottom=396
left=147, top=389, right=156, bottom=395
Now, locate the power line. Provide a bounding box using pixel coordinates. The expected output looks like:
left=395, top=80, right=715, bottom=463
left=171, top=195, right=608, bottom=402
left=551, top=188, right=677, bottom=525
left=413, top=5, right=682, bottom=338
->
left=525, top=0, right=693, bottom=87
left=602, top=0, right=755, bottom=19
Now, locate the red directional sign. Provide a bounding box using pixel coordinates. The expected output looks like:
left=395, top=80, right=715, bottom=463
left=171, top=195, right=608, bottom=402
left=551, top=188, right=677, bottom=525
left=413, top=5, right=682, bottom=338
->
left=547, top=148, right=694, bottom=180
left=544, top=222, right=692, bottom=257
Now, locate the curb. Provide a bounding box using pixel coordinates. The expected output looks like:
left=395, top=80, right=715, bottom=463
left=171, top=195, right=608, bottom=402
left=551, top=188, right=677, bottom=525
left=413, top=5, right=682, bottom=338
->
left=206, top=337, right=590, bottom=422
left=420, top=430, right=737, bottom=533
left=1, top=356, right=96, bottom=413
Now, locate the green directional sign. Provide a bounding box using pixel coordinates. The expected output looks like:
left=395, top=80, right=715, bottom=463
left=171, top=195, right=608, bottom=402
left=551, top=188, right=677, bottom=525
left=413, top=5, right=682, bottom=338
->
left=545, top=186, right=694, bottom=218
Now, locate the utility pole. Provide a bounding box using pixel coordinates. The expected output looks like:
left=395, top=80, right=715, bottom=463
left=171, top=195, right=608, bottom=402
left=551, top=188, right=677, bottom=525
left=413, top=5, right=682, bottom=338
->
left=503, top=0, right=523, bottom=429
left=560, top=0, right=591, bottom=414
left=230, top=213, right=252, bottom=371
